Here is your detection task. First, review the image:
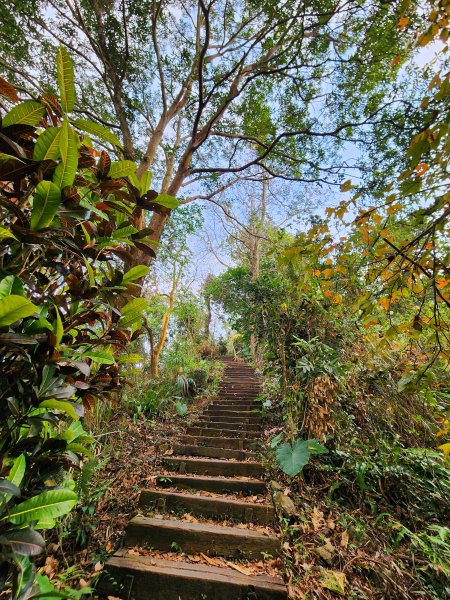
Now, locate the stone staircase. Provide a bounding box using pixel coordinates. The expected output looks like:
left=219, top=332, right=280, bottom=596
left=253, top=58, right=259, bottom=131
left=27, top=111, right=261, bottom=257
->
left=99, top=356, right=287, bottom=600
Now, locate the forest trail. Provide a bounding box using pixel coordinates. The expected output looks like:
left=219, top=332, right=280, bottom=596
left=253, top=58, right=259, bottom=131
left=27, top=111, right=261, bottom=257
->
left=100, top=357, right=287, bottom=599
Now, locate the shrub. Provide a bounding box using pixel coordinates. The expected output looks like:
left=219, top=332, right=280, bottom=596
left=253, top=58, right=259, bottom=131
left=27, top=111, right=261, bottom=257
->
left=0, top=48, right=170, bottom=597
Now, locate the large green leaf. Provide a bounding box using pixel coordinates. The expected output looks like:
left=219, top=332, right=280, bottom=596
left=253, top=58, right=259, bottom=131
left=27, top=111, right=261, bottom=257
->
left=56, top=46, right=75, bottom=113
left=73, top=118, right=123, bottom=148
left=275, top=439, right=327, bottom=477
left=2, top=100, right=45, bottom=127
left=107, top=160, right=136, bottom=179
left=39, top=399, right=79, bottom=420
left=0, top=275, right=24, bottom=298
left=5, top=489, right=77, bottom=525
left=8, top=454, right=26, bottom=489
left=32, top=127, right=61, bottom=161
left=30, top=181, right=61, bottom=230
left=119, top=297, right=148, bottom=327
left=138, top=171, right=152, bottom=195
left=0, top=295, right=37, bottom=327
left=123, top=265, right=150, bottom=283
left=154, top=193, right=180, bottom=209
left=81, top=350, right=115, bottom=365
left=53, top=121, right=78, bottom=189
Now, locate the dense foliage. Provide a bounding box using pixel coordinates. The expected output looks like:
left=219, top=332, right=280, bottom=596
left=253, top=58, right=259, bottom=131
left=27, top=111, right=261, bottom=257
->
left=0, top=48, right=177, bottom=598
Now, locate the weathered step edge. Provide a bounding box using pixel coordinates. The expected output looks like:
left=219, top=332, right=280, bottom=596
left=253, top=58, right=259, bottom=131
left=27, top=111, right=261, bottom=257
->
left=162, top=456, right=263, bottom=477
left=100, top=552, right=287, bottom=600
left=140, top=488, right=275, bottom=524
left=173, top=444, right=257, bottom=460
left=156, top=474, right=266, bottom=495
left=125, top=515, right=279, bottom=558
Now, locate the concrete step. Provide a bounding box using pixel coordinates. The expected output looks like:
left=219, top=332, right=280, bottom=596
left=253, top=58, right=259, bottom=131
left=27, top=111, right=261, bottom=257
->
left=162, top=456, right=263, bottom=477
left=196, top=419, right=260, bottom=431
left=209, top=401, right=260, bottom=409
left=179, top=435, right=259, bottom=450
left=140, top=488, right=275, bottom=524
left=173, top=444, right=257, bottom=460
left=156, top=474, right=266, bottom=495
left=187, top=427, right=259, bottom=439
left=101, top=551, right=287, bottom=600
left=125, top=515, right=279, bottom=558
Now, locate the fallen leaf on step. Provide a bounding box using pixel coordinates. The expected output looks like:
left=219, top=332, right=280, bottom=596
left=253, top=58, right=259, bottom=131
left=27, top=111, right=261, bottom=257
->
left=226, top=562, right=254, bottom=575
left=94, top=561, right=104, bottom=572
left=200, top=553, right=222, bottom=567
left=311, top=507, right=324, bottom=531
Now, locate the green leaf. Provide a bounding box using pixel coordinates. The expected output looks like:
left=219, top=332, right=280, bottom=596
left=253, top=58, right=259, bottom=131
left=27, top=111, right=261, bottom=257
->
left=138, top=171, right=152, bottom=195
left=56, top=46, right=75, bottom=113
left=53, top=121, right=78, bottom=190
left=39, top=399, right=79, bottom=420
left=123, top=265, right=150, bottom=283
left=107, top=160, right=136, bottom=179
left=5, top=489, right=77, bottom=525
left=154, top=193, right=180, bottom=209
left=2, top=100, right=45, bottom=127
left=119, top=297, right=147, bottom=327
left=275, top=439, right=327, bottom=477
left=0, top=275, right=24, bottom=298
left=81, top=350, right=115, bottom=365
left=8, top=454, right=26, bottom=489
left=0, top=295, right=37, bottom=327
left=33, top=127, right=61, bottom=161
left=66, top=443, right=94, bottom=458
left=73, top=118, right=123, bottom=148
left=121, top=297, right=148, bottom=315
left=0, top=226, right=17, bottom=240
left=30, top=181, right=61, bottom=230
left=53, top=306, right=64, bottom=346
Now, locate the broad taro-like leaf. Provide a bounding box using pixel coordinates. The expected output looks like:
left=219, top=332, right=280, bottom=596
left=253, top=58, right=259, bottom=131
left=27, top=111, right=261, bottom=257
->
left=275, top=439, right=327, bottom=477
left=6, top=489, right=77, bottom=525
left=0, top=528, right=45, bottom=556
left=33, top=127, right=61, bottom=161
left=2, top=100, right=45, bottom=128
left=73, top=118, right=123, bottom=148
left=108, top=160, right=136, bottom=179
left=0, top=295, right=37, bottom=327
left=53, top=121, right=78, bottom=190
left=56, top=45, right=75, bottom=113
left=30, top=181, right=61, bottom=230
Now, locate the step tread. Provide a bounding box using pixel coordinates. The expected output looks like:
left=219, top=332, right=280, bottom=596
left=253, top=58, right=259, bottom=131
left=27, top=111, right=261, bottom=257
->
left=129, top=515, right=278, bottom=541
left=106, top=552, right=286, bottom=590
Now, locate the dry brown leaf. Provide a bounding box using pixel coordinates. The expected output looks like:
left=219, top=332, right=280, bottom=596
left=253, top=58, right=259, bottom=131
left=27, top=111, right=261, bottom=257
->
left=94, top=561, right=104, bottom=572
left=340, top=530, right=349, bottom=548
left=226, top=561, right=254, bottom=575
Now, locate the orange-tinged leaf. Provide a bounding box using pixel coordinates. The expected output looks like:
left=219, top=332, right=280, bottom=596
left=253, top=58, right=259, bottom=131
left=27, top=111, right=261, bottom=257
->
left=0, top=76, right=19, bottom=103
left=324, top=290, right=334, bottom=298
left=398, top=17, right=410, bottom=29
left=391, top=55, right=402, bottom=66
left=332, top=294, right=343, bottom=304
left=322, top=268, right=334, bottom=279
left=415, top=163, right=429, bottom=176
